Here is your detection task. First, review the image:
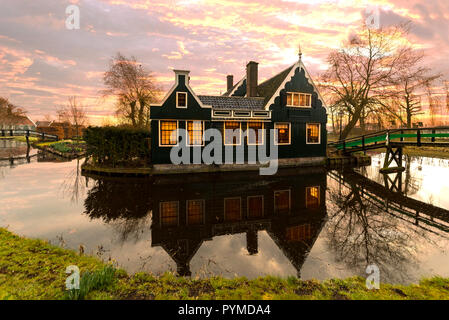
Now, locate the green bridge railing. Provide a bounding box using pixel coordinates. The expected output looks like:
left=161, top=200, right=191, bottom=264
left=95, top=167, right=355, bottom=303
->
left=328, top=127, right=449, bottom=152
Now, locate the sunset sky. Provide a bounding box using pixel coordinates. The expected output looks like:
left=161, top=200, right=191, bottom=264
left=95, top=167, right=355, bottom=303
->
left=1, top=0, right=449, bottom=124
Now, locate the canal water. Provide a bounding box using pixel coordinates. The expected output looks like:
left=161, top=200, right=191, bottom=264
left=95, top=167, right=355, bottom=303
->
left=1, top=139, right=449, bottom=284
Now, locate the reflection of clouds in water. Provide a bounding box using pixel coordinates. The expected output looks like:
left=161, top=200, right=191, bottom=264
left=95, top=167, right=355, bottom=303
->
left=190, top=232, right=297, bottom=279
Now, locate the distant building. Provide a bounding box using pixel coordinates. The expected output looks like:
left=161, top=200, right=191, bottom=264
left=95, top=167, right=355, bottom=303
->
left=36, top=121, right=85, bottom=140
left=0, top=115, right=36, bottom=131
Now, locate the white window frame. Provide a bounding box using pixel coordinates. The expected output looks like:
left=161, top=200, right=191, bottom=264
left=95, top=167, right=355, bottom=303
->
left=158, top=120, right=179, bottom=147
left=274, top=189, right=291, bottom=213
left=176, top=92, right=188, bottom=108
left=186, top=199, right=205, bottom=225
left=186, top=120, right=205, bottom=146
left=306, top=123, right=321, bottom=145
left=224, top=197, right=242, bottom=221
left=224, top=121, right=242, bottom=146
left=274, top=122, right=291, bottom=146
left=247, top=195, right=264, bottom=218
left=286, top=92, right=312, bottom=108
left=247, top=122, right=264, bottom=146
left=159, top=201, right=180, bottom=227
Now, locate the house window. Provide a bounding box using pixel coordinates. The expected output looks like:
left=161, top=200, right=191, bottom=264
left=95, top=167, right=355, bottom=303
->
left=286, top=224, right=312, bottom=242
left=274, top=190, right=291, bottom=214
left=275, top=123, right=291, bottom=145
left=287, top=92, right=312, bottom=108
left=187, top=121, right=204, bottom=146
left=160, top=201, right=179, bottom=227
left=248, top=196, right=264, bottom=218
left=159, top=121, right=178, bottom=146
left=176, top=92, right=187, bottom=108
left=187, top=200, right=205, bottom=225
left=224, top=121, right=241, bottom=146
left=224, top=198, right=241, bottom=222
left=247, top=122, right=264, bottom=145
left=306, top=123, right=320, bottom=144
left=306, top=187, right=320, bottom=209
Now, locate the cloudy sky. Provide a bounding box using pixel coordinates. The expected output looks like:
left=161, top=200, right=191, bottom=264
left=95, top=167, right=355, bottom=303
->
left=1, top=0, right=448, bottom=124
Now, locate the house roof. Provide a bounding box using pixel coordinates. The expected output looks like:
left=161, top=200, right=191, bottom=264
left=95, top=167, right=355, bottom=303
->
left=222, top=77, right=246, bottom=97
left=36, top=120, right=53, bottom=127
left=198, top=95, right=265, bottom=110
left=257, top=64, right=296, bottom=104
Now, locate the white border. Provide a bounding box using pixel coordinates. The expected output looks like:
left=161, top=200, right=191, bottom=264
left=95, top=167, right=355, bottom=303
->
left=247, top=122, right=264, bottom=146
left=158, top=120, right=179, bottom=147
left=286, top=92, right=312, bottom=108
left=176, top=92, right=188, bottom=108
left=274, top=122, right=291, bottom=145
left=223, top=121, right=242, bottom=146
left=186, top=120, right=205, bottom=146
left=306, top=123, right=321, bottom=145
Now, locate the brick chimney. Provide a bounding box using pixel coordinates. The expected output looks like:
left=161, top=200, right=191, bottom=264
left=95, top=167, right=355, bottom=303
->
left=227, top=75, right=234, bottom=92
left=246, top=61, right=258, bottom=97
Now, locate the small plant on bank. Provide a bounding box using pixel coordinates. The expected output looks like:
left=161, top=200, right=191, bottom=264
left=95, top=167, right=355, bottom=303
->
left=65, top=265, right=116, bottom=300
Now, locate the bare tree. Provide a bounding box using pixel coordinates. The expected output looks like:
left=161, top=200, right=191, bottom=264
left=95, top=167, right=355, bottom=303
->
left=102, top=53, right=161, bottom=129
left=321, top=23, right=421, bottom=138
left=57, top=96, right=88, bottom=142
left=0, top=97, right=27, bottom=129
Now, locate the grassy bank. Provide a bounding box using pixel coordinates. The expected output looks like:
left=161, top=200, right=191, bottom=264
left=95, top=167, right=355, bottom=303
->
left=1, top=228, right=449, bottom=300
left=35, top=140, right=86, bottom=159
left=403, top=146, right=449, bottom=160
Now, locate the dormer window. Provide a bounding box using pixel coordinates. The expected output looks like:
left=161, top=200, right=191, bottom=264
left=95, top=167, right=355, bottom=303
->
left=287, top=92, right=312, bottom=108
left=176, top=92, right=187, bottom=108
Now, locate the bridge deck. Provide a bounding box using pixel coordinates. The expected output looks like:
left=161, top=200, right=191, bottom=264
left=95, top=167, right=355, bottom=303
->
left=329, top=127, right=449, bottom=153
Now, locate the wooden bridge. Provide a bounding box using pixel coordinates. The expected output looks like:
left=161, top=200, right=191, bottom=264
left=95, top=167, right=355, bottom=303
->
left=1, top=129, right=59, bottom=141
left=329, top=169, right=449, bottom=236
left=328, top=127, right=449, bottom=172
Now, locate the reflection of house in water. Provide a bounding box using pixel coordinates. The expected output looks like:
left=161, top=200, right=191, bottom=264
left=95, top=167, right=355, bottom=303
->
left=150, top=169, right=327, bottom=277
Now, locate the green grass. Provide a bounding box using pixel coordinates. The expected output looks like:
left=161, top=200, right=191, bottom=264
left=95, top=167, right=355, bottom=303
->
left=35, top=140, right=86, bottom=156
left=1, top=227, right=449, bottom=300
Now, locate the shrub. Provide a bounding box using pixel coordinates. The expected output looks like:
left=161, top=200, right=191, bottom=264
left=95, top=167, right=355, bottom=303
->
left=83, top=126, right=151, bottom=167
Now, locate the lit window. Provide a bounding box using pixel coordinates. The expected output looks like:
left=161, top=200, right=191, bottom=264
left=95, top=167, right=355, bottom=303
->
left=274, top=190, right=290, bottom=214
left=160, top=201, right=179, bottom=227
left=177, top=92, right=187, bottom=108
left=248, top=196, right=264, bottom=218
left=286, top=224, right=312, bottom=242
left=224, top=121, right=241, bottom=145
left=187, top=121, right=204, bottom=146
left=187, top=200, right=204, bottom=225
left=286, top=92, right=312, bottom=107
left=224, top=198, right=241, bottom=222
left=275, top=123, right=290, bottom=145
left=306, top=187, right=320, bottom=209
left=159, top=121, right=178, bottom=146
left=247, top=122, right=264, bottom=145
left=306, top=123, right=320, bottom=144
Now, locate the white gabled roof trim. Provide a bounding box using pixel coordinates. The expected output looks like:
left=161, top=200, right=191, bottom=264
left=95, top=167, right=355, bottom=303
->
left=228, top=76, right=246, bottom=97
left=264, top=60, right=328, bottom=113
left=150, top=71, right=211, bottom=109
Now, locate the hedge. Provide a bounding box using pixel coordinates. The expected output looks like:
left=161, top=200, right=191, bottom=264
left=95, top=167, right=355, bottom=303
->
left=83, top=126, right=151, bottom=167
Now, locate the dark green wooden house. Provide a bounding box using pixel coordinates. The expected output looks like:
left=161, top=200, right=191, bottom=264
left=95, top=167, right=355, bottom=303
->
left=149, top=53, right=327, bottom=168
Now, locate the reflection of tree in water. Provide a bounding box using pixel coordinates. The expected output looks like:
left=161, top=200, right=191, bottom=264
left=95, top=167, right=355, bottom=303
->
left=83, top=177, right=152, bottom=242
left=326, top=173, right=435, bottom=284
left=60, top=159, right=86, bottom=204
